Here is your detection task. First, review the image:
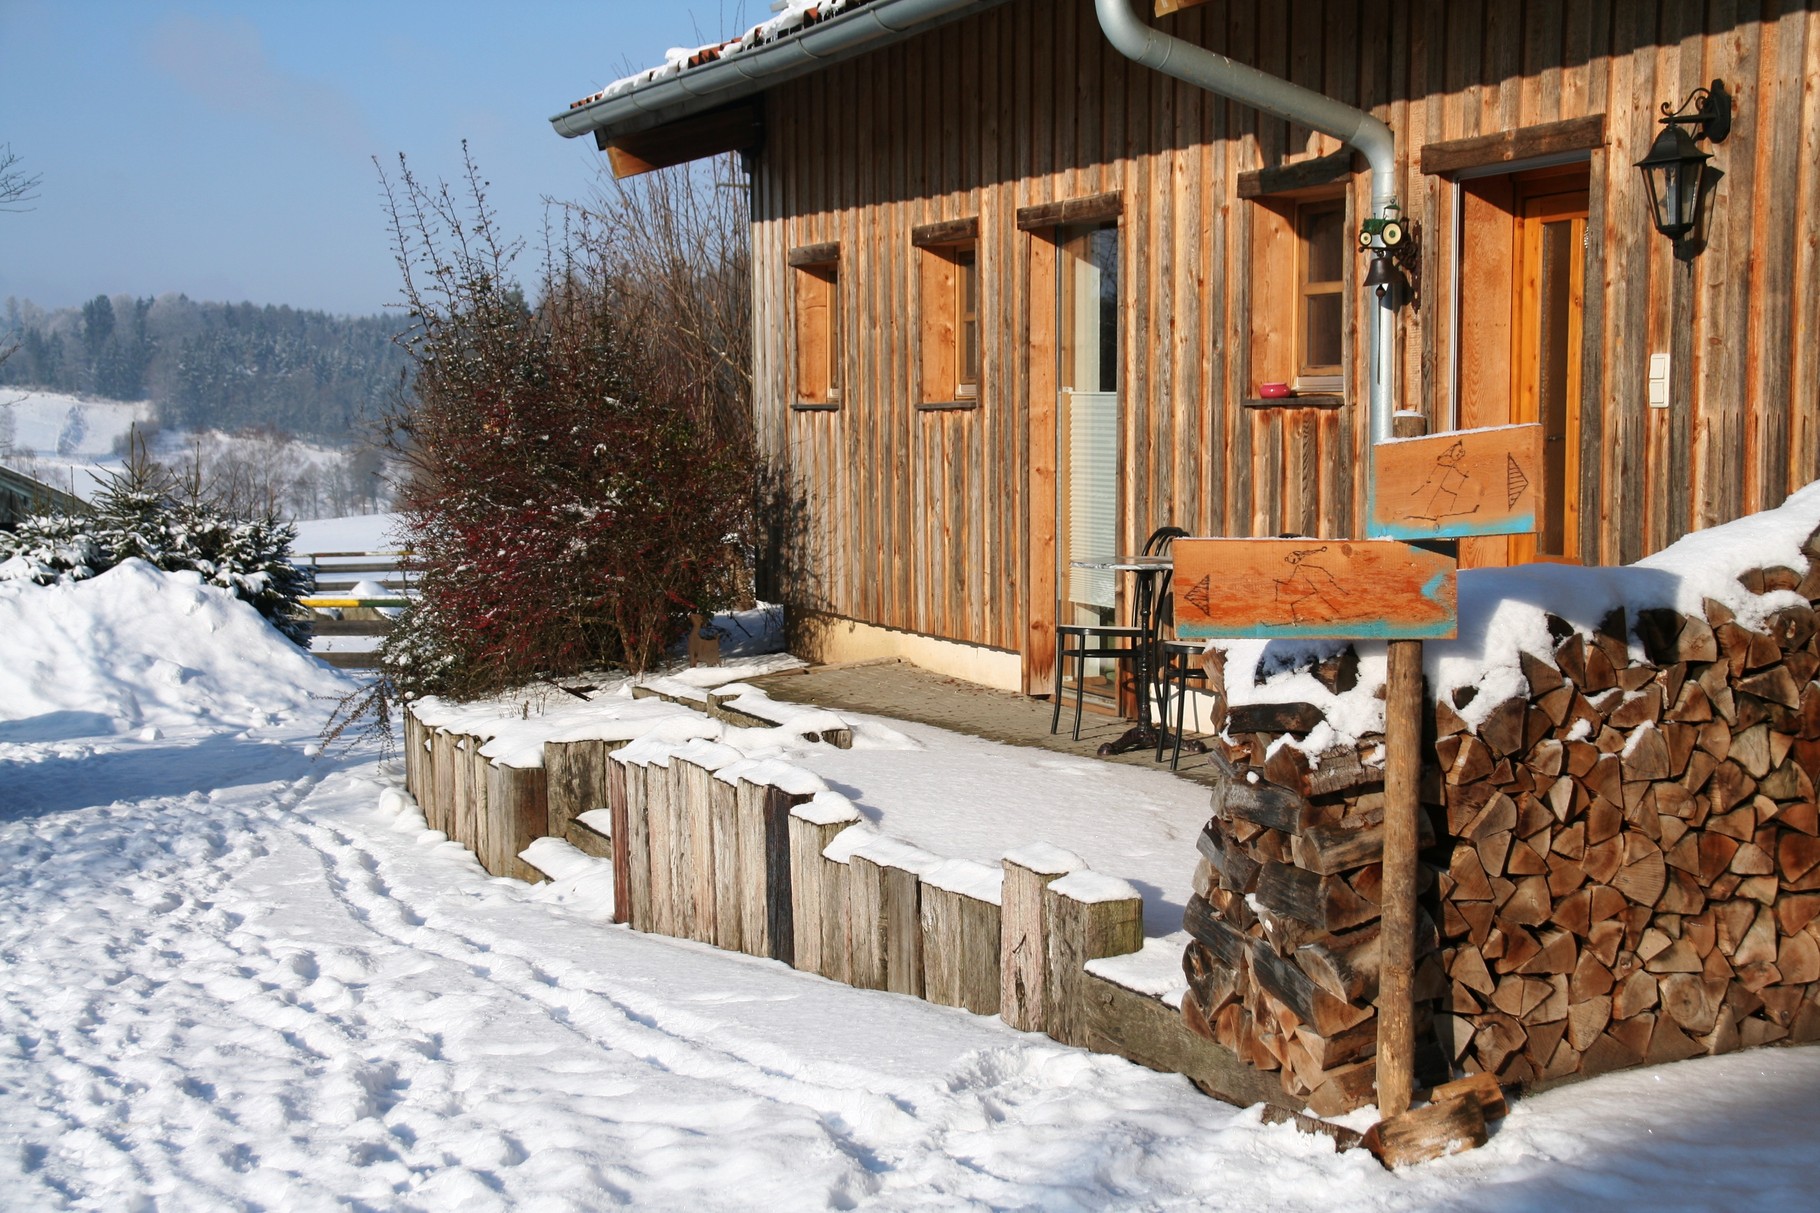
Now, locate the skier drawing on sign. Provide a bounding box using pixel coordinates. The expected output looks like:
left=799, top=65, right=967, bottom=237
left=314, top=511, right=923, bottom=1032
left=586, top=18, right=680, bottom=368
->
left=1275, top=546, right=1346, bottom=624
left=1409, top=440, right=1483, bottom=525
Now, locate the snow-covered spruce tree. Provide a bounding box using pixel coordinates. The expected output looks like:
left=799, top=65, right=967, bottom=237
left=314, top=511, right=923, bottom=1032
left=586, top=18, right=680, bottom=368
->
left=0, top=432, right=316, bottom=644
left=377, top=149, right=754, bottom=699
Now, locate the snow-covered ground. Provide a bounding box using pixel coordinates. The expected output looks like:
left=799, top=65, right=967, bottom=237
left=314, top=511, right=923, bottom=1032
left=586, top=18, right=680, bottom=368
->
left=293, top=513, right=402, bottom=555
left=6, top=563, right=1820, bottom=1208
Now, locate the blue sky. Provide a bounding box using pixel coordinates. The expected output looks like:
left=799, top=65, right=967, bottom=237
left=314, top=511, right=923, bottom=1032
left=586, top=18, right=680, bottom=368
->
left=0, top=1, right=748, bottom=317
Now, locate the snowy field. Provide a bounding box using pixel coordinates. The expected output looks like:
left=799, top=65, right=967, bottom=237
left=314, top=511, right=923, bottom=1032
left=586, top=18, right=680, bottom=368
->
left=5, top=566, right=1820, bottom=1208
left=293, top=512, right=402, bottom=555
left=0, top=389, right=387, bottom=518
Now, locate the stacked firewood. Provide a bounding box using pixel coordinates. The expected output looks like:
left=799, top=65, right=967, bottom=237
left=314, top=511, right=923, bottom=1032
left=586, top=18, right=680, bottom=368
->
left=1182, top=732, right=1448, bottom=1115
left=1183, top=556, right=1820, bottom=1114
left=1433, top=575, right=1820, bottom=1085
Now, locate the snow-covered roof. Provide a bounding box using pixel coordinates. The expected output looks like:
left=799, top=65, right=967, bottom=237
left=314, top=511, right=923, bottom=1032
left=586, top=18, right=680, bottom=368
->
left=569, top=2, right=872, bottom=113
left=552, top=0, right=1008, bottom=142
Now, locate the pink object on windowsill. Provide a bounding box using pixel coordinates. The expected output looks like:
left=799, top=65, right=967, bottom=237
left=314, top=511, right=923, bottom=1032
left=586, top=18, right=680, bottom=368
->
left=1258, top=381, right=1292, bottom=399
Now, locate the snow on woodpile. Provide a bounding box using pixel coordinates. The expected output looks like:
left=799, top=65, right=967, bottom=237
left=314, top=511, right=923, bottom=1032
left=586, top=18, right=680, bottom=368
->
left=0, top=557, right=350, bottom=734
left=1217, top=481, right=1820, bottom=750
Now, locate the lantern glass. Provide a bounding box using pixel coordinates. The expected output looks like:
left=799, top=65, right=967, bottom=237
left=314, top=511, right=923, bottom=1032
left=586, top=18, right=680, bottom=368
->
left=1636, top=124, right=1710, bottom=240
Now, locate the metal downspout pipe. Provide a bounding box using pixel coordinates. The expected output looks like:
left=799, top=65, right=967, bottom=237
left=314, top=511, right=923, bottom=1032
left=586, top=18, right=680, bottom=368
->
left=1094, top=0, right=1400, bottom=445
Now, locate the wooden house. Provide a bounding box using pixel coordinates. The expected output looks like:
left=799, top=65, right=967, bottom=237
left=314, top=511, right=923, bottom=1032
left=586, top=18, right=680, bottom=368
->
left=554, top=0, right=1820, bottom=697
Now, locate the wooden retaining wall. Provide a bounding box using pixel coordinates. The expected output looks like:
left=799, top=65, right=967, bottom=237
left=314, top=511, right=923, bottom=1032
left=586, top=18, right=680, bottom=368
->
left=401, top=705, right=1284, bottom=1109
left=1185, top=548, right=1820, bottom=1113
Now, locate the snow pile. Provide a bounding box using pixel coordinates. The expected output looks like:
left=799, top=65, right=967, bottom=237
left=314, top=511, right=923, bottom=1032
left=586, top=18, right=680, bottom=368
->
left=1217, top=481, right=1820, bottom=749
left=0, top=557, right=349, bottom=735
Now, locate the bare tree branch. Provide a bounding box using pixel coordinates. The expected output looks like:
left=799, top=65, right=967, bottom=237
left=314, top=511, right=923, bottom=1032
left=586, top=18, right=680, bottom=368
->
left=0, top=144, right=41, bottom=213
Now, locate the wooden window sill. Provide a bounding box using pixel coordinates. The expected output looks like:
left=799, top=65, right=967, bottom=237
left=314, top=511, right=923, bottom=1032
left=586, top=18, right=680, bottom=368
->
left=791, top=401, right=841, bottom=412
left=1243, top=394, right=1345, bottom=410
left=916, top=400, right=980, bottom=412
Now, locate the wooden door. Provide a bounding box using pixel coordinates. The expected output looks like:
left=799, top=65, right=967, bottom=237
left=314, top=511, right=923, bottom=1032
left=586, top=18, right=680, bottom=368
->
left=1508, top=188, right=1587, bottom=564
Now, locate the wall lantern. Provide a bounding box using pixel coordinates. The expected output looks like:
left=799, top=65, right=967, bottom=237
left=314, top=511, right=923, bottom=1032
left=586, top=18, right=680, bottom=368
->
left=1636, top=79, right=1731, bottom=243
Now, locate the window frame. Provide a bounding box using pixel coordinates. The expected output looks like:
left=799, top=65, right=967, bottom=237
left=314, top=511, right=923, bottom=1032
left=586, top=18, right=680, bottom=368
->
left=789, top=243, right=841, bottom=408
left=1293, top=196, right=1347, bottom=391
left=954, top=244, right=979, bottom=399
left=911, top=217, right=982, bottom=408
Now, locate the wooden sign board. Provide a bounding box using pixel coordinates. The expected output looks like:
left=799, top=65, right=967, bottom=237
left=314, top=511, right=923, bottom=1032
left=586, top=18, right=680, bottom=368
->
left=1366, top=423, right=1543, bottom=541
left=1172, top=539, right=1457, bottom=641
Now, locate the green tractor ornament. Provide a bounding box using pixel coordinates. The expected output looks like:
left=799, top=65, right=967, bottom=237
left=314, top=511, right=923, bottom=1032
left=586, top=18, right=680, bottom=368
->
left=1359, top=203, right=1408, bottom=249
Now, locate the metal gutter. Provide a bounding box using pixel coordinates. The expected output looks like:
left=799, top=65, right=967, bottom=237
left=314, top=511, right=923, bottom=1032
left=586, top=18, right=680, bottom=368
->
left=551, top=0, right=1008, bottom=142
left=1094, top=0, right=1401, bottom=445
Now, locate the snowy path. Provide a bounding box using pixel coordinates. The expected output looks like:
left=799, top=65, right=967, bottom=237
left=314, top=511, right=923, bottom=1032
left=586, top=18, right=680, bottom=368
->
left=6, top=729, right=1820, bottom=1211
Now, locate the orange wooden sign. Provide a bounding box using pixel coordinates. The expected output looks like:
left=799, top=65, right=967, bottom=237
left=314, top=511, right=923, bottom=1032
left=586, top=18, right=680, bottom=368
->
left=1366, top=424, right=1543, bottom=541
left=1172, top=538, right=1457, bottom=640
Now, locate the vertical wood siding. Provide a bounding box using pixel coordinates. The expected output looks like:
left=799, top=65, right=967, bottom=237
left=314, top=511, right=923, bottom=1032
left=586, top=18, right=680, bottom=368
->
left=750, top=0, right=1820, bottom=675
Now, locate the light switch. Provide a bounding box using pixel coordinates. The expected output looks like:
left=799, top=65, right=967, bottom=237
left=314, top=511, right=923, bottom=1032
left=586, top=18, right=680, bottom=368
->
left=1648, top=352, right=1670, bottom=408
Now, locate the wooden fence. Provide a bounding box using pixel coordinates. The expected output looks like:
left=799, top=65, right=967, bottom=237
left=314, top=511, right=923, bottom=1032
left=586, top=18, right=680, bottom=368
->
left=402, top=704, right=1285, bottom=1108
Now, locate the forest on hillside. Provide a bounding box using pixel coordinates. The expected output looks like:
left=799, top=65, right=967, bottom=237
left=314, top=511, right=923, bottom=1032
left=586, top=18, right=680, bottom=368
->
left=1, top=293, right=411, bottom=444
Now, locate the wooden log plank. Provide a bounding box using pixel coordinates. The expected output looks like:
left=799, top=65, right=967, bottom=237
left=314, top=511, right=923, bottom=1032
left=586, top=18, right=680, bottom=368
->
left=673, top=759, right=717, bottom=944
left=789, top=800, right=860, bottom=973
left=917, top=859, right=1004, bottom=1012
left=465, top=740, right=490, bottom=865
left=707, top=770, right=743, bottom=951
left=820, top=850, right=854, bottom=984
left=607, top=754, right=630, bottom=926
left=1001, top=848, right=1084, bottom=1031
left=1078, top=971, right=1297, bottom=1111
left=485, top=761, right=548, bottom=884
left=763, top=784, right=812, bottom=966
left=847, top=853, right=891, bottom=990
left=1043, top=874, right=1144, bottom=1048
left=545, top=739, right=611, bottom=860
left=621, top=757, right=655, bottom=932
left=644, top=758, right=677, bottom=937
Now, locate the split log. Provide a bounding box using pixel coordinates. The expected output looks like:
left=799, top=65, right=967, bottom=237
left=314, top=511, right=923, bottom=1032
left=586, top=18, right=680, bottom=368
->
left=1363, top=1095, right=1489, bottom=1168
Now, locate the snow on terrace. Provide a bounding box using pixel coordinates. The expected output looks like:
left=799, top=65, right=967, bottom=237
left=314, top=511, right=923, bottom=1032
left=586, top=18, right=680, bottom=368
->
left=1212, top=479, right=1820, bottom=757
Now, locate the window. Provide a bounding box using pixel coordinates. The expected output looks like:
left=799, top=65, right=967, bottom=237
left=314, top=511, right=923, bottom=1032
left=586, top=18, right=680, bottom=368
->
left=790, top=245, right=840, bottom=406
left=912, top=217, right=981, bottom=406
left=1295, top=199, right=1345, bottom=388
left=1247, top=188, right=1349, bottom=398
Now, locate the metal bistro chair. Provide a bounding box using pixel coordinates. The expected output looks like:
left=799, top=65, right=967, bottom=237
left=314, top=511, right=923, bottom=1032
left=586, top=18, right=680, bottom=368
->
left=1051, top=525, right=1186, bottom=742
left=1155, top=636, right=1213, bottom=769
